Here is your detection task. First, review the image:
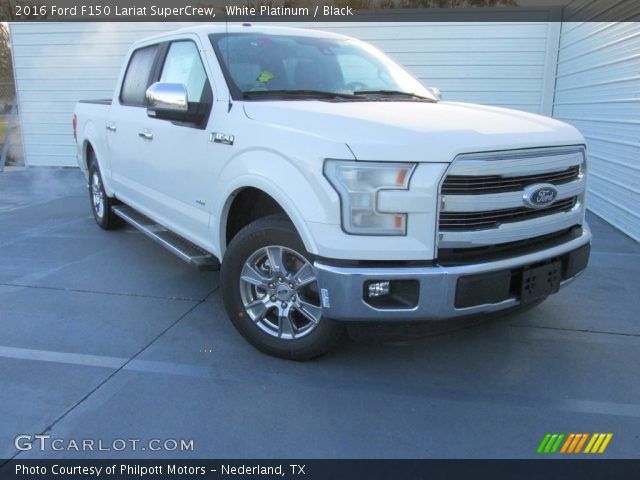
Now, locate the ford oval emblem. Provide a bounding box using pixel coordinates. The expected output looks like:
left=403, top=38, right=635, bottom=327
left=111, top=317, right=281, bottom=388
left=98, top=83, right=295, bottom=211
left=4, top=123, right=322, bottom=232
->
left=523, top=183, right=558, bottom=209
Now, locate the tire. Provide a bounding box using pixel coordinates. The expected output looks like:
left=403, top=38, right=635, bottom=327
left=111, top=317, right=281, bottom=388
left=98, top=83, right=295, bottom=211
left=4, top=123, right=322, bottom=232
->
left=88, top=158, right=123, bottom=230
left=221, top=214, right=345, bottom=360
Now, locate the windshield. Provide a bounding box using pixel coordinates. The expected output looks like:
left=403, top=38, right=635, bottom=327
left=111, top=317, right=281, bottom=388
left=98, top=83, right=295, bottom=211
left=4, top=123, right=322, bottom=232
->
left=210, top=32, right=436, bottom=101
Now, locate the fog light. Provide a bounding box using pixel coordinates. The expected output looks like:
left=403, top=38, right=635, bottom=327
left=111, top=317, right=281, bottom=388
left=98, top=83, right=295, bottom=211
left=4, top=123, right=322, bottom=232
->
left=368, top=280, right=391, bottom=298
left=364, top=279, right=420, bottom=309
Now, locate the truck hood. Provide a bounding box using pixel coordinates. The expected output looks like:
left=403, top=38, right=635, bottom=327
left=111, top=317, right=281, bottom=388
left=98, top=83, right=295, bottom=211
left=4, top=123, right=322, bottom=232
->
left=243, top=101, right=584, bottom=162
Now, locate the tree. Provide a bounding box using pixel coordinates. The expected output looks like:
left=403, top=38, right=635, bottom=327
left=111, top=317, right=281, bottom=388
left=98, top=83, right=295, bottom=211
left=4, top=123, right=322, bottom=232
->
left=0, top=1, right=47, bottom=83
left=0, top=0, right=18, bottom=83
left=0, top=23, right=13, bottom=83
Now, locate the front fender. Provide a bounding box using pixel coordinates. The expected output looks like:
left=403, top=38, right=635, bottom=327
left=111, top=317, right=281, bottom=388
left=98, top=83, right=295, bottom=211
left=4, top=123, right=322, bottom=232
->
left=213, top=149, right=344, bottom=257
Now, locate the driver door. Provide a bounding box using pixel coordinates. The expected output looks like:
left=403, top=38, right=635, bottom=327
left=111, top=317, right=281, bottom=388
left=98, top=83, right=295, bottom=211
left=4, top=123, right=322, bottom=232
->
left=137, top=38, right=214, bottom=247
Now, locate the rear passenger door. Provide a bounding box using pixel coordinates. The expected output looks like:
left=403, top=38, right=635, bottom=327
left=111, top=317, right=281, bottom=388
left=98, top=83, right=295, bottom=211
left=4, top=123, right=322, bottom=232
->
left=138, top=38, right=214, bottom=247
left=107, top=43, right=162, bottom=206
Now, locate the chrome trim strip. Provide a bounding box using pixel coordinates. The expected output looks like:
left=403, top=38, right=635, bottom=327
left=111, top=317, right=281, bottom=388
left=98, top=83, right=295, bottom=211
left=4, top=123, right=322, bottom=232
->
left=441, top=177, right=584, bottom=212
left=314, top=224, right=591, bottom=322
left=438, top=203, right=583, bottom=248
left=448, top=147, right=585, bottom=177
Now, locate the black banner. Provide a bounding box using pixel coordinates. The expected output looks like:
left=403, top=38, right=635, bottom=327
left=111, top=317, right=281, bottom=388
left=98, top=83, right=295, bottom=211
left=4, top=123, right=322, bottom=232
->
left=2, top=0, right=640, bottom=22
left=1, top=460, right=640, bottom=480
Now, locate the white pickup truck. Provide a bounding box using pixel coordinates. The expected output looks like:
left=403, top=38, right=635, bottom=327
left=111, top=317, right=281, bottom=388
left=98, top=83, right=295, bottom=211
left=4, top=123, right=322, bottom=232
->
left=73, top=25, right=591, bottom=360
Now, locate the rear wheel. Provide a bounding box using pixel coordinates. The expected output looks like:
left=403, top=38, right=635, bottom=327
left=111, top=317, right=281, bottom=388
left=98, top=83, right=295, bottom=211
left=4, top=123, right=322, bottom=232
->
left=221, top=215, right=344, bottom=360
left=88, top=159, right=123, bottom=230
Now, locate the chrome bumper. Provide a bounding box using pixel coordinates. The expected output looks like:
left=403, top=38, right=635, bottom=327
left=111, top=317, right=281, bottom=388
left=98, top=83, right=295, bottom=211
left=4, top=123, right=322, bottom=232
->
left=314, top=224, right=591, bottom=322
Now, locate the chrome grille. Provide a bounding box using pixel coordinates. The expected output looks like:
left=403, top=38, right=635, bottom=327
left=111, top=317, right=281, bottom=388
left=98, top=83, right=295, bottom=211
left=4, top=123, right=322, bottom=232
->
left=441, top=165, right=579, bottom=195
left=437, top=147, right=586, bottom=251
left=440, top=197, right=578, bottom=231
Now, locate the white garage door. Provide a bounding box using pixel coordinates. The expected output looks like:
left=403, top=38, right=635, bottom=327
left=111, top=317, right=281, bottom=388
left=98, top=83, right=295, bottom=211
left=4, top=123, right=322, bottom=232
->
left=553, top=22, right=640, bottom=241
left=10, top=21, right=557, bottom=168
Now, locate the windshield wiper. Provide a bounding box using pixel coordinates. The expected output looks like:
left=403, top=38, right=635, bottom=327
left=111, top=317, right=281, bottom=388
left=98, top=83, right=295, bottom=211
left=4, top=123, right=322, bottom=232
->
left=353, top=90, right=436, bottom=101
left=243, top=90, right=361, bottom=100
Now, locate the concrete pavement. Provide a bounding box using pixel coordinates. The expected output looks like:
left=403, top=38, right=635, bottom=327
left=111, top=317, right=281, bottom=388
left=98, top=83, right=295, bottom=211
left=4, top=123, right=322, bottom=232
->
left=1, top=167, right=639, bottom=460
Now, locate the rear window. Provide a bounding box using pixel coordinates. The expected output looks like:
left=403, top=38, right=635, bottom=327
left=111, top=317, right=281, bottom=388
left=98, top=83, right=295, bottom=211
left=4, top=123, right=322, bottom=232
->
left=120, top=45, right=160, bottom=106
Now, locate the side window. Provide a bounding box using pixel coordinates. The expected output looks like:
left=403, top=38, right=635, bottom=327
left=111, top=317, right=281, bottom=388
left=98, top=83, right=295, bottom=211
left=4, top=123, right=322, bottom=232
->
left=120, top=45, right=160, bottom=106
left=160, top=41, right=209, bottom=103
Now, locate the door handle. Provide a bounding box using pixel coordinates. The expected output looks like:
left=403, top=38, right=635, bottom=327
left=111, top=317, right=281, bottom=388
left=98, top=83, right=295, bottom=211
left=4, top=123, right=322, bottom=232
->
left=106, top=123, right=116, bottom=132
left=138, top=132, right=153, bottom=140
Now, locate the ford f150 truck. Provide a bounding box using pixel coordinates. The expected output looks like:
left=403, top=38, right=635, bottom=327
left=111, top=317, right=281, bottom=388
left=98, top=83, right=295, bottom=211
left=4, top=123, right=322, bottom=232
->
left=73, top=25, right=591, bottom=360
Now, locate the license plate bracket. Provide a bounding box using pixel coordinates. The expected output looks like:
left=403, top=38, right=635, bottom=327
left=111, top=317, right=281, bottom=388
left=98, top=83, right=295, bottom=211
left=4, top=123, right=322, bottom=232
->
left=520, top=260, right=561, bottom=304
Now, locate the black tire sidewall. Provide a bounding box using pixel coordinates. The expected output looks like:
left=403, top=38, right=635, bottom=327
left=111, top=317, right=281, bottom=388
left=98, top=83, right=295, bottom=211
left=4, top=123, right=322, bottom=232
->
left=88, top=160, right=122, bottom=230
left=88, top=162, right=108, bottom=228
left=221, top=215, right=343, bottom=360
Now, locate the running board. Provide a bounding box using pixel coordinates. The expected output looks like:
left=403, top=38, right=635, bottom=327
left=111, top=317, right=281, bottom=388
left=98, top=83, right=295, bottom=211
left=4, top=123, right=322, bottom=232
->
left=112, top=205, right=220, bottom=271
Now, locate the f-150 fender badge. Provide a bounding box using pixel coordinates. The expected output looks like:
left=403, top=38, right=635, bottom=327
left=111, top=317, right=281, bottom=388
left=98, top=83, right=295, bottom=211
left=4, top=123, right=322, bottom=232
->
left=210, top=132, right=234, bottom=145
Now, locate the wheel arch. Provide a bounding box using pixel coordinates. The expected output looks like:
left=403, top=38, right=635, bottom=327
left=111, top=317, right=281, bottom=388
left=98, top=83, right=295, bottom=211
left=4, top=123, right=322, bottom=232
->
left=82, top=140, right=96, bottom=171
left=79, top=121, right=116, bottom=197
left=218, top=181, right=319, bottom=259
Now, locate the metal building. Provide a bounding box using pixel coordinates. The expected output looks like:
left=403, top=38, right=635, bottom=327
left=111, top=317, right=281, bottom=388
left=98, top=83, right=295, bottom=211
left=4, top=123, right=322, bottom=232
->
left=553, top=22, right=640, bottom=241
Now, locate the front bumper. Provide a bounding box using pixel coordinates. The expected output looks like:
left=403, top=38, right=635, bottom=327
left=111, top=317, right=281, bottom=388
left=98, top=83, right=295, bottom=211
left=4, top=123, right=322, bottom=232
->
left=314, top=224, right=591, bottom=322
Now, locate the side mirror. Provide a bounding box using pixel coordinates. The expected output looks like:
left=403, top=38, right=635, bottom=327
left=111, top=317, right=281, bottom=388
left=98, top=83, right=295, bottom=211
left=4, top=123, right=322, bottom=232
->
left=427, top=87, right=442, bottom=101
left=146, top=82, right=188, bottom=111
left=146, top=82, right=210, bottom=126
left=146, top=82, right=200, bottom=122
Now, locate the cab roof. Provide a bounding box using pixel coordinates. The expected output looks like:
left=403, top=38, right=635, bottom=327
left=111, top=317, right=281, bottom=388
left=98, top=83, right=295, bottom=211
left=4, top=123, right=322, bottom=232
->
left=134, top=24, right=352, bottom=47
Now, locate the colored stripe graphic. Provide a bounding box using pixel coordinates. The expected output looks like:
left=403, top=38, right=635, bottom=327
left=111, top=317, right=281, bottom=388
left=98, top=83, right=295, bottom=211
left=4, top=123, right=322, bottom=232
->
left=585, top=433, right=614, bottom=454
left=574, top=433, right=588, bottom=453
left=584, top=433, right=599, bottom=453
left=568, top=434, right=580, bottom=453
left=550, top=434, right=565, bottom=453
left=598, top=433, right=613, bottom=453
left=560, top=433, right=575, bottom=453
left=544, top=434, right=558, bottom=453
left=539, top=433, right=613, bottom=454
left=537, top=434, right=551, bottom=454
left=537, top=433, right=565, bottom=453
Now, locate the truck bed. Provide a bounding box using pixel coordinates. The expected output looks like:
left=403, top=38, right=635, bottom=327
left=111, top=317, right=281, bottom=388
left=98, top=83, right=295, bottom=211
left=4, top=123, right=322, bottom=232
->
left=74, top=99, right=113, bottom=171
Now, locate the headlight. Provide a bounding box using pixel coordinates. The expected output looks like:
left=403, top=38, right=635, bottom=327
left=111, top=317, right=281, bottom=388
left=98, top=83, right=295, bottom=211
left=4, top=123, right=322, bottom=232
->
left=324, top=160, right=416, bottom=235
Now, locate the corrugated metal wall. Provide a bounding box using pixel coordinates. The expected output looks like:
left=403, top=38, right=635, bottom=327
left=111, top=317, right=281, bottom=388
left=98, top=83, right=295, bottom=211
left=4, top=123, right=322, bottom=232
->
left=10, top=21, right=557, bottom=168
left=553, top=22, right=640, bottom=241
left=9, top=23, right=194, bottom=168
left=311, top=22, right=558, bottom=114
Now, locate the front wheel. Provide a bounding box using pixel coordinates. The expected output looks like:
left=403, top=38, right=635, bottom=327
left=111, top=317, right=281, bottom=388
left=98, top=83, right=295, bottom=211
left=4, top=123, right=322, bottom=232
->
left=221, top=215, right=344, bottom=360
